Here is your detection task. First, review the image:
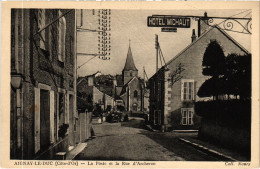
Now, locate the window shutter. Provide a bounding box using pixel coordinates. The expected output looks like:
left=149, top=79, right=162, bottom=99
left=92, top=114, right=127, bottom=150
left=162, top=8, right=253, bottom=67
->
left=38, top=9, right=46, bottom=50
left=193, top=81, right=196, bottom=101
left=34, top=88, right=41, bottom=153
left=50, top=90, right=55, bottom=143
left=181, top=80, right=184, bottom=101
left=62, top=18, right=66, bottom=62
left=58, top=19, right=62, bottom=61
left=181, top=109, right=184, bottom=125
left=56, top=93, right=59, bottom=141
left=57, top=10, right=66, bottom=62
left=66, top=93, right=70, bottom=124
left=191, top=113, right=194, bottom=125
left=158, top=111, right=161, bottom=125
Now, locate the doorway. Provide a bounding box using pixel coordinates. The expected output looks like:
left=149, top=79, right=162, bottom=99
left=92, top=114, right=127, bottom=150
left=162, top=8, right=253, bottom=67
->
left=40, top=89, right=50, bottom=150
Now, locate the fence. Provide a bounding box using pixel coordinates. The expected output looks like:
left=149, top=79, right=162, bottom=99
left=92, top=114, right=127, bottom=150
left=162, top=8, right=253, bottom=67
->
left=79, top=111, right=93, bottom=142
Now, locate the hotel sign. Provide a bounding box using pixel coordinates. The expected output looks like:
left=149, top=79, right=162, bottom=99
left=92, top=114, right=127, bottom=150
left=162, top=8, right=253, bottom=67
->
left=147, top=16, right=191, bottom=28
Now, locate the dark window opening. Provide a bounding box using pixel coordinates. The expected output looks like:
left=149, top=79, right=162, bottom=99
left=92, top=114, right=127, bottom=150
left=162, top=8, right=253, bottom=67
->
left=134, top=90, right=138, bottom=98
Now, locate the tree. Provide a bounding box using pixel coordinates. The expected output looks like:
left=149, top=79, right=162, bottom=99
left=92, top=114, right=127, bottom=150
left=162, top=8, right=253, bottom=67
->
left=202, top=40, right=226, bottom=77
left=198, top=40, right=226, bottom=99
left=225, top=53, right=251, bottom=99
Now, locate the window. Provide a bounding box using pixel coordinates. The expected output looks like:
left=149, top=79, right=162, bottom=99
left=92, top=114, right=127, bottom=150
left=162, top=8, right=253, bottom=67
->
left=181, top=108, right=193, bottom=125
left=181, top=79, right=195, bottom=101
left=58, top=10, right=66, bottom=62
left=38, top=9, right=46, bottom=50
left=134, top=90, right=138, bottom=98
left=130, top=71, right=132, bottom=77
left=117, top=100, right=123, bottom=104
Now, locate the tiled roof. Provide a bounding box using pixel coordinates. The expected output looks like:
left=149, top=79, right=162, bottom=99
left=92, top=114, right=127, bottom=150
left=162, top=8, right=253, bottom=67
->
left=123, top=45, right=138, bottom=71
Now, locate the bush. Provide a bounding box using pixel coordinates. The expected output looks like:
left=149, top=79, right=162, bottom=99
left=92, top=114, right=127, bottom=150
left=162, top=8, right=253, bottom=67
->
left=195, top=100, right=251, bottom=128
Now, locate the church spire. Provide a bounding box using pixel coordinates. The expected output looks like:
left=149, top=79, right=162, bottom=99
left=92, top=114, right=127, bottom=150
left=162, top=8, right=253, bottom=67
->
left=123, top=40, right=138, bottom=71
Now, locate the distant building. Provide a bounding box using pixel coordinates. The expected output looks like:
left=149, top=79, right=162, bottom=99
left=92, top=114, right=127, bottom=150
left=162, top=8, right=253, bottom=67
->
left=10, top=9, right=78, bottom=159
left=77, top=72, right=115, bottom=111
left=114, top=44, right=147, bottom=112
left=148, top=22, right=249, bottom=130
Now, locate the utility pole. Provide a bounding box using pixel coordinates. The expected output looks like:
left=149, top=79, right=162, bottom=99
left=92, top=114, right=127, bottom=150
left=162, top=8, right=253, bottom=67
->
left=155, top=34, right=158, bottom=72
left=143, top=66, right=145, bottom=82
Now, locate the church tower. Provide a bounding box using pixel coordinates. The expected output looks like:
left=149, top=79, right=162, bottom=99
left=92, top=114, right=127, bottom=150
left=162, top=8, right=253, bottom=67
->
left=122, top=41, right=138, bottom=85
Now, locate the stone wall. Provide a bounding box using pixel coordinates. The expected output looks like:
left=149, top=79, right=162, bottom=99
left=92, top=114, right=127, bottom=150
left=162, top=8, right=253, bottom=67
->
left=199, top=118, right=250, bottom=155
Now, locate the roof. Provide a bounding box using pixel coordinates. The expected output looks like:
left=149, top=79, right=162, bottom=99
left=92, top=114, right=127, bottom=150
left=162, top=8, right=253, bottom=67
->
left=97, top=86, right=113, bottom=97
left=123, top=45, right=138, bottom=71
left=166, top=25, right=249, bottom=66
left=149, top=25, right=250, bottom=81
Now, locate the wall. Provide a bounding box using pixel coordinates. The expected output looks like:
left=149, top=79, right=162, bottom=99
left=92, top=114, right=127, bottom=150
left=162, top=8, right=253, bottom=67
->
left=11, top=9, right=77, bottom=159
left=143, top=89, right=150, bottom=112
left=93, top=86, right=104, bottom=107
left=199, top=118, right=250, bottom=155
left=123, top=70, right=138, bottom=85
left=104, top=95, right=114, bottom=109
left=121, top=78, right=143, bottom=112
left=148, top=68, right=165, bottom=129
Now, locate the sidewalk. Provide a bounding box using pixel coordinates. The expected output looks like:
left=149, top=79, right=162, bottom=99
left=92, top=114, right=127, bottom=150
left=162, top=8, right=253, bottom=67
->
left=178, top=136, right=250, bottom=161
left=66, top=143, right=87, bottom=160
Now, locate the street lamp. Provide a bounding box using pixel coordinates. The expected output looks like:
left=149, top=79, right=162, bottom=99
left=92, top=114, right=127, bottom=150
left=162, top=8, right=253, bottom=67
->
left=11, top=72, right=23, bottom=89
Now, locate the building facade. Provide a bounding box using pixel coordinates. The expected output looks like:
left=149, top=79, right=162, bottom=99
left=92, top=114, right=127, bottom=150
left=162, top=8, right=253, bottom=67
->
left=149, top=23, right=249, bottom=130
left=10, top=9, right=78, bottom=159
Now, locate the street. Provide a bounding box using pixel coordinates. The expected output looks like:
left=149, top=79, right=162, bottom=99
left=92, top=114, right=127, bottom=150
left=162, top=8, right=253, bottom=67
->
left=75, top=118, right=219, bottom=161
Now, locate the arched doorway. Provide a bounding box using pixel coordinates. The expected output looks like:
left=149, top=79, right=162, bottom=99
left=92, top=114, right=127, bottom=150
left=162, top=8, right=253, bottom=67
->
left=132, top=103, right=138, bottom=111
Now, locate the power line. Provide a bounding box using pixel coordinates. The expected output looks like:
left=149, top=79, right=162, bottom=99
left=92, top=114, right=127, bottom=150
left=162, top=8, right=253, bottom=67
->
left=77, top=55, right=97, bottom=69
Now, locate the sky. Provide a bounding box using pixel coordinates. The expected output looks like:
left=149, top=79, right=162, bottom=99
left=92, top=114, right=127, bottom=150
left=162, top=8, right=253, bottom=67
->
left=76, top=9, right=251, bottom=79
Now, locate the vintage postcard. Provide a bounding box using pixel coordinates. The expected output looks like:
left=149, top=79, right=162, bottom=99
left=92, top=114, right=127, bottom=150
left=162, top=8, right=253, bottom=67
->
left=1, top=1, right=259, bottom=168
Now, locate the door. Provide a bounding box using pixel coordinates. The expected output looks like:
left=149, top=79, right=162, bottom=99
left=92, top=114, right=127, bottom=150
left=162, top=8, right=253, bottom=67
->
left=132, top=103, right=137, bottom=111
left=40, top=90, right=50, bottom=150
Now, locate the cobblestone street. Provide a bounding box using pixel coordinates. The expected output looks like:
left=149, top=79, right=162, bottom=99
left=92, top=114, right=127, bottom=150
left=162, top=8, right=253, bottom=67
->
left=75, top=118, right=220, bottom=161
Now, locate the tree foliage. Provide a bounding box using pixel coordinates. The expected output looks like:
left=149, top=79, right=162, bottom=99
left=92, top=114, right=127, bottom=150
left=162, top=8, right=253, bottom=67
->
left=197, top=76, right=227, bottom=97
left=202, top=40, right=226, bottom=77
left=198, top=40, right=251, bottom=100
left=199, top=40, right=226, bottom=98
left=225, top=53, right=251, bottom=99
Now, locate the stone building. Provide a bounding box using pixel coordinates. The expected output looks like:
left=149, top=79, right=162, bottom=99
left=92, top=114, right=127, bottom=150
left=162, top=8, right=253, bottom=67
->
left=77, top=72, right=115, bottom=112
left=149, top=22, right=249, bottom=130
left=114, top=44, right=146, bottom=112
left=10, top=9, right=78, bottom=159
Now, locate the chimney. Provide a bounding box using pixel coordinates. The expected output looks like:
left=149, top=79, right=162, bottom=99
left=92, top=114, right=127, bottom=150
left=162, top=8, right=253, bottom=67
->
left=198, top=12, right=210, bottom=37
left=191, top=29, right=197, bottom=42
